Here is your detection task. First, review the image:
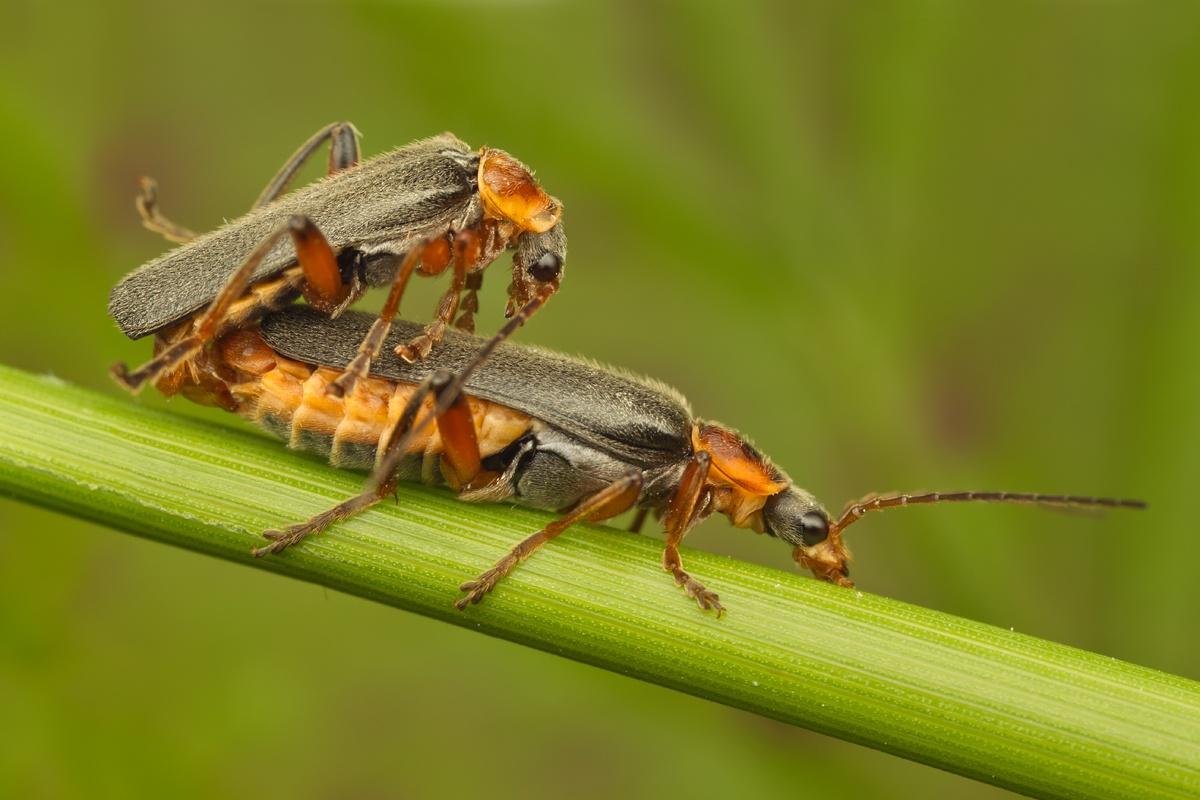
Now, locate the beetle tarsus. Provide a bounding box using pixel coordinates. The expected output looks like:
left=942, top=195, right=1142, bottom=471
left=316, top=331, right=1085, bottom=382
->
left=685, top=579, right=724, bottom=616
left=325, top=356, right=369, bottom=398
left=254, top=490, right=384, bottom=556
left=662, top=543, right=723, bottom=614
left=110, top=338, right=200, bottom=393
left=109, top=362, right=139, bottom=392
left=454, top=311, right=476, bottom=334
left=254, top=524, right=310, bottom=556
left=454, top=272, right=483, bottom=333
left=136, top=176, right=198, bottom=243
left=452, top=471, right=642, bottom=610
left=455, top=570, right=505, bottom=609
left=455, top=534, right=541, bottom=609
left=396, top=320, right=444, bottom=363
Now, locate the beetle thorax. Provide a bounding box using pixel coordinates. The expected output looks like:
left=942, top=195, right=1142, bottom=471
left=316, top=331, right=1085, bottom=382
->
left=477, top=148, right=562, bottom=233
left=691, top=423, right=790, bottom=529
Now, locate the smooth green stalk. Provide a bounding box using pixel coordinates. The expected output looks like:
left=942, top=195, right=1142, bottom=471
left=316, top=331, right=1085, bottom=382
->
left=0, top=364, right=1197, bottom=799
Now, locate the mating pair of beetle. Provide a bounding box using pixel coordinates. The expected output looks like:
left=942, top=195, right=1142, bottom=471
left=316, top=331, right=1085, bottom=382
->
left=108, top=123, right=1144, bottom=615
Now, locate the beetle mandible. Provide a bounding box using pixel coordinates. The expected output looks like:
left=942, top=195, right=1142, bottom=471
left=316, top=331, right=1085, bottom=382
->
left=108, top=122, right=565, bottom=399
left=164, top=304, right=1145, bottom=614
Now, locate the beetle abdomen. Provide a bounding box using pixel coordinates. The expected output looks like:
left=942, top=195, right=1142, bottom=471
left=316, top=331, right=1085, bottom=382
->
left=212, top=328, right=534, bottom=473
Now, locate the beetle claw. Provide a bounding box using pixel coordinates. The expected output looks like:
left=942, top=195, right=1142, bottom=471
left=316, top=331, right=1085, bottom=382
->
left=456, top=570, right=500, bottom=609
left=254, top=523, right=312, bottom=556
left=681, top=575, right=723, bottom=616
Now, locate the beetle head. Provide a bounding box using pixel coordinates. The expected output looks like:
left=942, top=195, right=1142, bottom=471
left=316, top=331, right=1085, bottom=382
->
left=507, top=220, right=566, bottom=316
left=478, top=148, right=562, bottom=233
left=762, top=487, right=854, bottom=588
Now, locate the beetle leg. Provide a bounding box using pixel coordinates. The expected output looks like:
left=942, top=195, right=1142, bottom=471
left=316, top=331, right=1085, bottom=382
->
left=289, top=216, right=350, bottom=314
left=112, top=221, right=292, bottom=391
left=327, top=234, right=461, bottom=397
left=368, top=286, right=551, bottom=487
left=325, top=245, right=425, bottom=398
left=396, top=230, right=479, bottom=362
left=429, top=373, right=482, bottom=491
left=253, top=373, right=434, bottom=555
left=456, top=470, right=644, bottom=610
left=111, top=215, right=343, bottom=393
left=255, top=365, right=480, bottom=554
left=414, top=237, right=452, bottom=278
left=253, top=122, right=360, bottom=209
left=135, top=177, right=198, bottom=243
left=660, top=450, right=724, bottom=614
left=454, top=272, right=483, bottom=333
left=255, top=290, right=551, bottom=555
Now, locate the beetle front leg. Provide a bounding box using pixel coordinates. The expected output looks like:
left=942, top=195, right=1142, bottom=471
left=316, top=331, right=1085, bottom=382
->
left=661, top=450, right=723, bottom=614
left=506, top=220, right=565, bottom=318
left=456, top=470, right=644, bottom=609
left=396, top=230, right=479, bottom=363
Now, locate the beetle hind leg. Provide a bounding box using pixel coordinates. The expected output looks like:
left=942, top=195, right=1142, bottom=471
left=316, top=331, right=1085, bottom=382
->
left=254, top=291, right=551, bottom=568
left=455, top=530, right=550, bottom=608
left=456, top=470, right=644, bottom=609
left=255, top=491, right=384, bottom=555
left=255, top=362, right=489, bottom=556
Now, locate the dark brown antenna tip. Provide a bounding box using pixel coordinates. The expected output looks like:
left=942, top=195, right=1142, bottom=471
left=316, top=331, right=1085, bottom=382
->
left=829, top=491, right=1147, bottom=537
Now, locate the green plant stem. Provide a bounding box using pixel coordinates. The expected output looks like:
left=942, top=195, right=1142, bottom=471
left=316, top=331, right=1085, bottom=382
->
left=1, top=364, right=1197, bottom=799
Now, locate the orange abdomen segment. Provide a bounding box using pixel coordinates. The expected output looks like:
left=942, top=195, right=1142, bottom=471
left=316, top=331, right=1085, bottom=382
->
left=215, top=328, right=533, bottom=473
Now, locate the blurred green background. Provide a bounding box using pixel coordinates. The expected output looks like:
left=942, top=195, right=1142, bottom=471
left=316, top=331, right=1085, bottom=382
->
left=2, top=1, right=1198, bottom=797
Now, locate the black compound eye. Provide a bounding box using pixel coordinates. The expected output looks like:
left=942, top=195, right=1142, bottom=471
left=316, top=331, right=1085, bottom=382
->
left=528, top=253, right=561, bottom=283
left=800, top=511, right=830, bottom=546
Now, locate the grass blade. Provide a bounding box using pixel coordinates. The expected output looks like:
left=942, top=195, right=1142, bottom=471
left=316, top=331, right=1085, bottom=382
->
left=0, top=364, right=1197, bottom=799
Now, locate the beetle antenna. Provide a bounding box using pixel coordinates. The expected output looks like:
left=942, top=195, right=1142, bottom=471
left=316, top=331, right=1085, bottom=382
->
left=828, top=491, right=1147, bottom=537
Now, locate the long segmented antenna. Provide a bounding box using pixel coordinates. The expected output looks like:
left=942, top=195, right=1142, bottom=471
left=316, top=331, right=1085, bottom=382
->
left=829, top=491, right=1147, bottom=538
